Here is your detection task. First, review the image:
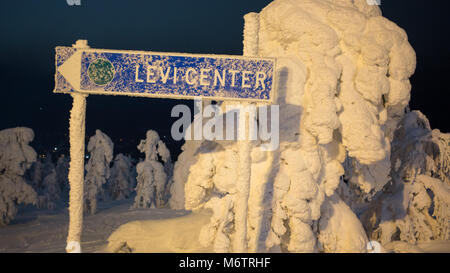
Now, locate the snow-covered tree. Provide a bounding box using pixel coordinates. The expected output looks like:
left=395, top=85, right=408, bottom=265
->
left=133, top=130, right=171, bottom=208
left=170, top=0, right=416, bottom=253
left=38, top=168, right=60, bottom=209
left=56, top=154, right=70, bottom=200
left=108, top=154, right=136, bottom=200
left=84, top=130, right=114, bottom=215
left=0, top=127, right=38, bottom=226
left=359, top=111, right=450, bottom=245
left=29, top=153, right=61, bottom=209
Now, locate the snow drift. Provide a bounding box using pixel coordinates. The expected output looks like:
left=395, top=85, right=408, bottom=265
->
left=106, top=210, right=212, bottom=253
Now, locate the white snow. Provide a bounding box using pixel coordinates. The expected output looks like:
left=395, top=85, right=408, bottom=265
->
left=1, top=201, right=446, bottom=253
left=106, top=209, right=212, bottom=253
left=0, top=200, right=193, bottom=253
left=318, top=194, right=368, bottom=252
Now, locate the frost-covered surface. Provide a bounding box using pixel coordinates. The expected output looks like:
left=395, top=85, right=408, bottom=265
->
left=0, top=128, right=38, bottom=226
left=106, top=209, right=212, bottom=253
left=0, top=200, right=191, bottom=253
left=169, top=0, right=416, bottom=253
left=318, top=195, right=368, bottom=252
left=0, top=200, right=448, bottom=253
left=84, top=129, right=114, bottom=215
left=360, top=111, right=450, bottom=245
left=108, top=154, right=136, bottom=200
left=133, top=130, right=171, bottom=208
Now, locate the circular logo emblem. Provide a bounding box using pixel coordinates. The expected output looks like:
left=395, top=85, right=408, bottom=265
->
left=88, top=58, right=115, bottom=85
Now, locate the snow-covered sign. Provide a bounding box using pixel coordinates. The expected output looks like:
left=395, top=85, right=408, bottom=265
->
left=54, top=47, right=276, bottom=102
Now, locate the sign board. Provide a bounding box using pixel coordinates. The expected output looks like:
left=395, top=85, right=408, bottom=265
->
left=55, top=47, right=276, bottom=102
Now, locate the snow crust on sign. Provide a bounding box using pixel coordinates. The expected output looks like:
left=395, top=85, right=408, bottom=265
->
left=169, top=0, right=416, bottom=253
left=0, top=128, right=38, bottom=226
left=78, top=51, right=274, bottom=102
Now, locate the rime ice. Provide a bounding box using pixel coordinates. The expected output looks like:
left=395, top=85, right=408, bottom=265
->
left=169, top=0, right=418, bottom=253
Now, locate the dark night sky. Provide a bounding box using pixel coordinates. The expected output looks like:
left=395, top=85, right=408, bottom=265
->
left=0, top=0, right=449, bottom=159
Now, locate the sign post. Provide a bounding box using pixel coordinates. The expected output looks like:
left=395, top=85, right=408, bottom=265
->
left=233, top=12, right=260, bottom=253
left=65, top=40, right=89, bottom=253
left=54, top=39, right=275, bottom=253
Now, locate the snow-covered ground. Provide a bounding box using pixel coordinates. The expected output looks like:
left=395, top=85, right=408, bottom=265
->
left=1, top=200, right=448, bottom=253
left=0, top=200, right=189, bottom=253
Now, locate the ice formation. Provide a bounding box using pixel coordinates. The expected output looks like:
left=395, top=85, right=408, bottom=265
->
left=169, top=0, right=417, bottom=252
left=84, top=129, right=114, bottom=215
left=108, top=154, right=136, bottom=200
left=360, top=111, right=450, bottom=245
left=133, top=130, right=171, bottom=208
left=0, top=128, right=38, bottom=226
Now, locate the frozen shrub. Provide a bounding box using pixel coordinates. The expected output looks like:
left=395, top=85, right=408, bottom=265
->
left=361, top=111, right=450, bottom=244
left=133, top=130, right=171, bottom=208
